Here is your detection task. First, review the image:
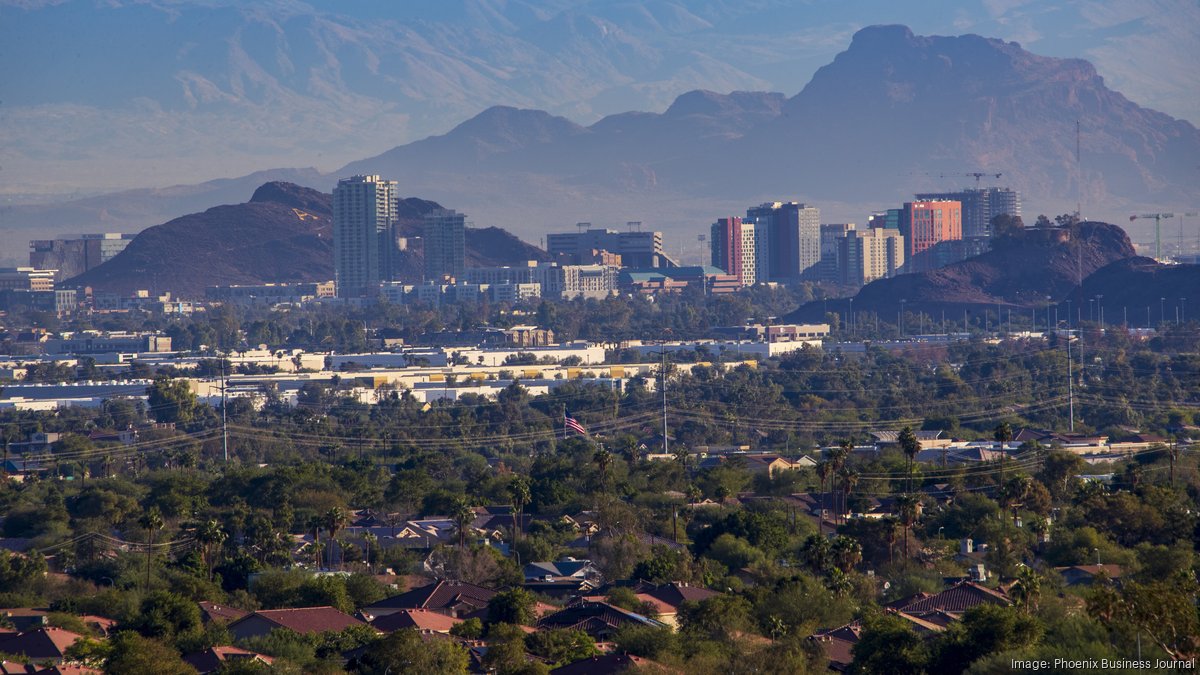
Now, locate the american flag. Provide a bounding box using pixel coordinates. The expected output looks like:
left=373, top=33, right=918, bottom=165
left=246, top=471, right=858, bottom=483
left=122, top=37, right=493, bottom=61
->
left=564, top=413, right=588, bottom=436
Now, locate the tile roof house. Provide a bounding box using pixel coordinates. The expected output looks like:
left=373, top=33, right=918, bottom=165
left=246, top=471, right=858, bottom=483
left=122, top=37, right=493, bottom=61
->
left=369, top=609, right=463, bottom=634
left=0, top=627, right=87, bottom=663
left=1055, top=564, right=1124, bottom=586
left=813, top=581, right=1012, bottom=671
left=523, top=560, right=602, bottom=582
left=226, top=606, right=367, bottom=642
left=537, top=602, right=664, bottom=640
left=183, top=646, right=274, bottom=674
left=892, top=580, right=1011, bottom=614
left=197, top=601, right=250, bottom=624
left=362, top=580, right=497, bottom=619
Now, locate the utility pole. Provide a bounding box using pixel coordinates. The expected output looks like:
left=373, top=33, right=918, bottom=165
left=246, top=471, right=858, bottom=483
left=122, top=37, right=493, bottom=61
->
left=661, top=349, right=668, bottom=457
left=221, top=355, right=228, bottom=462
left=1067, top=329, right=1075, bottom=432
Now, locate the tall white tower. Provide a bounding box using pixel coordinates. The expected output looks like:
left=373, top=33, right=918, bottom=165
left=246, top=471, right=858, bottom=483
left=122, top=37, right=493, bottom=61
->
left=333, top=175, right=397, bottom=298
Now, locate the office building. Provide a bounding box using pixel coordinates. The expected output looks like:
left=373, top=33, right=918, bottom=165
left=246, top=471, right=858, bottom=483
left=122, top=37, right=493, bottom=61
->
left=819, top=224, right=856, bottom=283
left=868, top=210, right=902, bottom=231
left=710, top=217, right=760, bottom=287
left=0, top=268, right=56, bottom=291
left=899, top=200, right=962, bottom=260
left=423, top=209, right=467, bottom=281
left=745, top=202, right=821, bottom=282
left=333, top=175, right=398, bottom=298
left=30, top=233, right=134, bottom=281
left=463, top=261, right=617, bottom=300
left=206, top=282, right=335, bottom=305
left=837, top=228, right=905, bottom=286
left=914, top=187, right=1021, bottom=238
left=546, top=226, right=675, bottom=268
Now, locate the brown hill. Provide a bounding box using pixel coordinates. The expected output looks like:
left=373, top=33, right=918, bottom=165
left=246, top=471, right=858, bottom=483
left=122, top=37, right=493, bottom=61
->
left=785, top=221, right=1136, bottom=321
left=68, top=182, right=548, bottom=296
left=1067, top=258, right=1200, bottom=327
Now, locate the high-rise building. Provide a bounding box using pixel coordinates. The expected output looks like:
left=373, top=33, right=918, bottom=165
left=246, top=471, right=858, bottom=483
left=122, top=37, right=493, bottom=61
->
left=423, top=209, right=467, bottom=281
left=837, top=228, right=905, bottom=286
left=710, top=217, right=760, bottom=287
left=899, top=200, right=962, bottom=260
left=914, top=187, right=1021, bottom=238
left=745, top=202, right=821, bottom=282
left=819, top=224, right=856, bottom=283
left=546, top=226, right=675, bottom=268
left=332, top=175, right=398, bottom=298
left=30, top=233, right=134, bottom=281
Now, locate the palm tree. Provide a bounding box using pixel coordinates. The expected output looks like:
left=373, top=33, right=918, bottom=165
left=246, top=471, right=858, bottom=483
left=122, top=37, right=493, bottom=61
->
left=1010, top=567, right=1042, bottom=612
left=838, top=467, right=860, bottom=526
left=898, top=427, right=921, bottom=493
left=593, top=447, right=613, bottom=490
left=307, top=515, right=323, bottom=569
left=139, top=507, right=164, bottom=591
left=452, top=498, right=475, bottom=551
left=883, top=516, right=901, bottom=566
left=506, top=476, right=531, bottom=547
left=831, top=535, right=862, bottom=573
left=896, top=494, right=920, bottom=564
left=619, top=436, right=640, bottom=465
left=815, top=460, right=832, bottom=535
left=999, top=476, right=1032, bottom=526
left=363, top=532, right=378, bottom=573
left=324, top=508, right=349, bottom=570
left=994, top=422, right=1013, bottom=485
left=196, top=519, right=227, bottom=581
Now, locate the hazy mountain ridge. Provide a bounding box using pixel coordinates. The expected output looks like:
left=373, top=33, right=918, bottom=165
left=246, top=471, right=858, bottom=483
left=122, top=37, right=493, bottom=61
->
left=6, top=24, right=1199, bottom=261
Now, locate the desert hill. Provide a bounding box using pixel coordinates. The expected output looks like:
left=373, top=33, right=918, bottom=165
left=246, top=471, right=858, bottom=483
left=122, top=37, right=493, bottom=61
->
left=67, top=183, right=547, bottom=296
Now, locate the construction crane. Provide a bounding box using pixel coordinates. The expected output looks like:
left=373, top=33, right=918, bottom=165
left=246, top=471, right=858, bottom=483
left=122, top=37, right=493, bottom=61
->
left=1130, top=213, right=1174, bottom=261
left=939, top=172, right=1003, bottom=186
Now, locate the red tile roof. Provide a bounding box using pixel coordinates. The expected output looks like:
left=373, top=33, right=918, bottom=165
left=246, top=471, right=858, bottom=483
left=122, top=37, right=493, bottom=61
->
left=183, top=646, right=273, bottom=674
left=893, top=581, right=1010, bottom=613
left=197, top=601, right=250, bottom=624
left=370, top=609, right=463, bottom=633
left=0, top=627, right=86, bottom=661
left=230, top=607, right=364, bottom=635
left=365, top=580, right=496, bottom=614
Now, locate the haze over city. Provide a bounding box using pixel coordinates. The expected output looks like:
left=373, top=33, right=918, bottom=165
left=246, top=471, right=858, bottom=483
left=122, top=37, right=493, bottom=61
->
left=0, top=3, right=1198, bottom=675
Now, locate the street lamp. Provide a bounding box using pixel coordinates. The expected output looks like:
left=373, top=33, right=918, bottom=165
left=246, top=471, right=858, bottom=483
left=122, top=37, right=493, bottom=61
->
left=1161, top=297, right=1166, bottom=325
left=899, top=299, right=907, bottom=337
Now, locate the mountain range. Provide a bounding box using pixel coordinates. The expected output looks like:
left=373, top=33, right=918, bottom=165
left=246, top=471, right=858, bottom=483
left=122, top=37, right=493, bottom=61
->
left=5, top=23, right=1197, bottom=269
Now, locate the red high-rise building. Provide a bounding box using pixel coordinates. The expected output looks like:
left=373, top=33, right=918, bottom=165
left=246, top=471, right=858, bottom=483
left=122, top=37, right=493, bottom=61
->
left=710, top=217, right=759, bottom=286
left=900, top=200, right=962, bottom=259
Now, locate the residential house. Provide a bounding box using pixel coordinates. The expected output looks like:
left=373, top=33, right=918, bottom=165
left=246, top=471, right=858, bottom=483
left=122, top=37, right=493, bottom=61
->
left=197, top=601, right=250, bottom=625
left=183, top=647, right=274, bottom=674
left=537, top=602, right=664, bottom=640
left=1055, top=565, right=1124, bottom=587
left=226, top=606, right=366, bottom=641
left=0, top=627, right=87, bottom=664
left=362, top=580, right=497, bottom=619
left=369, top=609, right=463, bottom=634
